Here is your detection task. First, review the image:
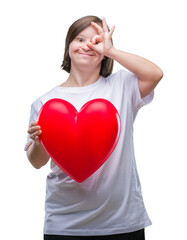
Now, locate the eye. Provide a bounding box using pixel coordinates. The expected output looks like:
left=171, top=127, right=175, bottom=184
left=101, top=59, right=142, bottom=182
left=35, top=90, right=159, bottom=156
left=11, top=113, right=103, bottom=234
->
left=77, top=37, right=84, bottom=43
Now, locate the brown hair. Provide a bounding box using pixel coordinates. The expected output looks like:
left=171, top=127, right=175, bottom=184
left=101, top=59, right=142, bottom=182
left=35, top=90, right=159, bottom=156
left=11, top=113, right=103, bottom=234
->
left=61, top=15, right=114, bottom=77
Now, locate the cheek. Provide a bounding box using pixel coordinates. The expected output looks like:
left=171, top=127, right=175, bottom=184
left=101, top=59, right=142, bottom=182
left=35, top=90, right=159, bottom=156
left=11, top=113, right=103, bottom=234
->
left=68, top=44, right=73, bottom=59
left=68, top=42, right=79, bottom=59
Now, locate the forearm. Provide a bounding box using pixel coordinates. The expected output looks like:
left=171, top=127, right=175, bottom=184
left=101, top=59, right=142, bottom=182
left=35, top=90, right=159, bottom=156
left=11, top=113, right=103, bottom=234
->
left=26, top=141, right=50, bottom=169
left=106, top=47, right=163, bottom=82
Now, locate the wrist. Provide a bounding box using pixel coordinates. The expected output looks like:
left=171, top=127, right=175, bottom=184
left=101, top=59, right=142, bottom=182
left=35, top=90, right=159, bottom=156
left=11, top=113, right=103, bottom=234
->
left=104, top=47, right=117, bottom=59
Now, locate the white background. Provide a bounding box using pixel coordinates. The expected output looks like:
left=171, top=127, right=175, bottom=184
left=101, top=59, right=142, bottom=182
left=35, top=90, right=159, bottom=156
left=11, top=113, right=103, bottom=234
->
left=0, top=0, right=187, bottom=239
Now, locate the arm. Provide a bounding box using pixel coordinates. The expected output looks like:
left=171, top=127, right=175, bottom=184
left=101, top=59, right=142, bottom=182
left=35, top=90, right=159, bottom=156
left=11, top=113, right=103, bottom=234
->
left=106, top=48, right=163, bottom=98
left=88, top=18, right=163, bottom=98
left=26, top=121, right=50, bottom=169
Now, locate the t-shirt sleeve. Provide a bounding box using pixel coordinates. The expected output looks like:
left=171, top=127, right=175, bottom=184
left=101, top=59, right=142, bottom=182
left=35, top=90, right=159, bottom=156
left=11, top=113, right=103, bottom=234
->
left=119, top=69, right=154, bottom=111
left=24, top=100, right=42, bottom=151
left=132, top=73, right=154, bottom=110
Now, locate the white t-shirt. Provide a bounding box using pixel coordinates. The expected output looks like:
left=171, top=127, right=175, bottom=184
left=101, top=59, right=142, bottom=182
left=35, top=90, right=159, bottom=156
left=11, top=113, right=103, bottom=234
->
left=25, top=69, right=154, bottom=236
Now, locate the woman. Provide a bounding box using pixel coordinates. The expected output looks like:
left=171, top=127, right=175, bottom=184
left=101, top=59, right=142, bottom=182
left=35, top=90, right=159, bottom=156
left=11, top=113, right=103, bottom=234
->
left=25, top=15, right=163, bottom=240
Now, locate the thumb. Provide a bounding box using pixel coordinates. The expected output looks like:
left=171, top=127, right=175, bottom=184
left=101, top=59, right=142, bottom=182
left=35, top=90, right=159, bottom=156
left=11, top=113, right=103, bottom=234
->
left=87, top=41, right=102, bottom=54
left=87, top=34, right=101, bottom=50
left=87, top=41, right=96, bottom=50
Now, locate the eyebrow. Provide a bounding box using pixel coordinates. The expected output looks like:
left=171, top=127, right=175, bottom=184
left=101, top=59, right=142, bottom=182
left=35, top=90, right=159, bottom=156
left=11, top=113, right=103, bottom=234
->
left=76, top=34, right=86, bottom=38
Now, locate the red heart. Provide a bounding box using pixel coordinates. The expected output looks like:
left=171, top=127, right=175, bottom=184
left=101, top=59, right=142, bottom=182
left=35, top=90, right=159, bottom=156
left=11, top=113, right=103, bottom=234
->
left=38, top=98, right=120, bottom=182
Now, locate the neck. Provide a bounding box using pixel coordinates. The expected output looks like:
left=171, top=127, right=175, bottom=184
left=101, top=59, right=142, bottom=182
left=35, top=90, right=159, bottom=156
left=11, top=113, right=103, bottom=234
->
left=62, top=64, right=101, bottom=87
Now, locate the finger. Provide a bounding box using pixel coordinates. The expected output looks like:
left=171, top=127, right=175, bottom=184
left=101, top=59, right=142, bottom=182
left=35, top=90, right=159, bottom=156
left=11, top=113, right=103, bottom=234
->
left=29, top=120, right=38, bottom=128
left=91, top=35, right=102, bottom=45
left=34, top=136, right=40, bottom=143
left=87, top=41, right=95, bottom=50
left=91, top=21, right=103, bottom=34
left=30, top=130, right=42, bottom=141
left=87, top=42, right=103, bottom=54
left=102, top=17, right=108, bottom=32
left=28, top=121, right=39, bottom=132
left=87, top=41, right=101, bottom=54
left=27, top=123, right=41, bottom=134
left=30, top=133, right=35, bottom=140
left=109, top=25, right=115, bottom=38
left=27, top=125, right=41, bottom=134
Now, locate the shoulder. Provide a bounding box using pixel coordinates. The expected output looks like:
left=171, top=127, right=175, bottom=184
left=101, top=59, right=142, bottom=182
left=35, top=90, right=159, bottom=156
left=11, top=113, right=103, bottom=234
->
left=108, top=69, right=128, bottom=79
left=31, top=86, right=58, bottom=112
left=108, top=69, right=136, bottom=81
left=106, top=69, right=137, bottom=88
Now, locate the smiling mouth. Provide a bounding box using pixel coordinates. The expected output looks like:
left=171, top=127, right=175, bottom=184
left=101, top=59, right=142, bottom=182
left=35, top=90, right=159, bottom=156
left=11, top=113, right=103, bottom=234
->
left=78, top=52, right=94, bottom=56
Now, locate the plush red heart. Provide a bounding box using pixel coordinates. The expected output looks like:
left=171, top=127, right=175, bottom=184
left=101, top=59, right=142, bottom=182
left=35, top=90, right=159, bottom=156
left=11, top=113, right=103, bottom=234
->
left=38, top=98, right=120, bottom=182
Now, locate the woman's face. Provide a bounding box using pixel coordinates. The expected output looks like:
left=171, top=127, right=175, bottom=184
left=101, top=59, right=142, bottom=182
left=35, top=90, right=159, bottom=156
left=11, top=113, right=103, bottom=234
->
left=69, top=25, right=104, bottom=71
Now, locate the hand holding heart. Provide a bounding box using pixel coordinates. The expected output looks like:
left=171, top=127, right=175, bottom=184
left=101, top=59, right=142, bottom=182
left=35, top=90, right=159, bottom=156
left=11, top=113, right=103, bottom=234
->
left=27, top=120, right=42, bottom=143
left=87, top=18, right=115, bottom=57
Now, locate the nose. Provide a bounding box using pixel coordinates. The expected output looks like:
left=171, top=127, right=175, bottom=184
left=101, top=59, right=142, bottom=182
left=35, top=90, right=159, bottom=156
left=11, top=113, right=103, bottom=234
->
left=81, top=41, right=92, bottom=51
